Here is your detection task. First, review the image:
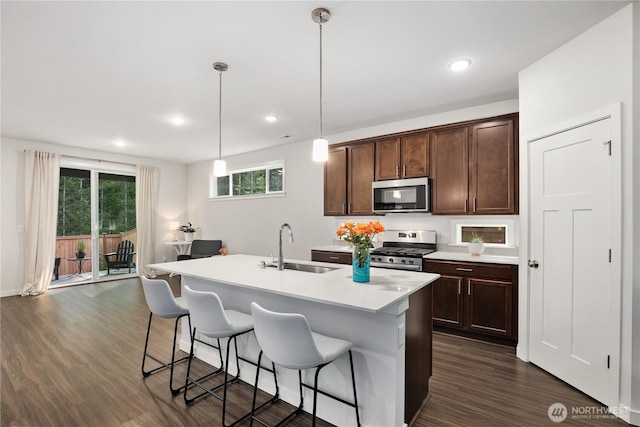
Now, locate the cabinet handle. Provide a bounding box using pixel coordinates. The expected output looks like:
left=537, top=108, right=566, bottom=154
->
left=396, top=165, right=399, bottom=177
left=329, top=256, right=340, bottom=260
left=348, top=203, right=351, bottom=214
left=465, top=199, right=468, bottom=213
left=473, top=198, right=477, bottom=213
left=341, top=203, right=345, bottom=215
left=403, top=164, right=406, bottom=176
left=456, top=268, right=473, bottom=272
left=468, top=283, right=471, bottom=296
left=457, top=282, right=461, bottom=295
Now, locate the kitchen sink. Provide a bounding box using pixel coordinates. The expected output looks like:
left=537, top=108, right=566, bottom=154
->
left=266, top=262, right=338, bottom=274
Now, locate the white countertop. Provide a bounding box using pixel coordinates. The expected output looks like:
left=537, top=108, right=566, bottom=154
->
left=149, top=254, right=439, bottom=313
left=311, top=245, right=353, bottom=253
left=424, top=251, right=519, bottom=265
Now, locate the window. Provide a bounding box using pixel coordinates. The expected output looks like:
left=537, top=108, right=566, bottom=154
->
left=211, top=162, right=285, bottom=199
left=451, top=219, right=516, bottom=248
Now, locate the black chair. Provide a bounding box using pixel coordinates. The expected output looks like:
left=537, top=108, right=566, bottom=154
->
left=53, top=257, right=61, bottom=281
left=104, top=240, right=136, bottom=274
left=177, top=240, right=222, bottom=261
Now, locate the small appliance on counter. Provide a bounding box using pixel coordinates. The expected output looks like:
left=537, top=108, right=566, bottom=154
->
left=370, top=230, right=436, bottom=271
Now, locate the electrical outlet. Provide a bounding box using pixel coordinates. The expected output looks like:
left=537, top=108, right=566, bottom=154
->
left=438, top=234, right=449, bottom=243
left=17, top=224, right=25, bottom=233
left=163, top=256, right=167, bottom=263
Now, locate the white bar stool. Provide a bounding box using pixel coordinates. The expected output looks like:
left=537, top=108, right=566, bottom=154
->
left=183, top=286, right=278, bottom=427
left=249, top=302, right=361, bottom=427
left=140, top=276, right=191, bottom=395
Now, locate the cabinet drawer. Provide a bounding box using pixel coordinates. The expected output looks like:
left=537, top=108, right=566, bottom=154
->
left=311, top=250, right=352, bottom=265
left=423, top=260, right=513, bottom=281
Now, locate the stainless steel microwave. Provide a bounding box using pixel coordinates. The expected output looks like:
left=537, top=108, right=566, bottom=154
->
left=372, top=177, right=431, bottom=214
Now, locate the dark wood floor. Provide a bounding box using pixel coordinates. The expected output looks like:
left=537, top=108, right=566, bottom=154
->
left=1, top=276, right=628, bottom=427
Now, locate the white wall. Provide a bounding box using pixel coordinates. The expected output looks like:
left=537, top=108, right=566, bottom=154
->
left=187, top=99, right=520, bottom=263
left=519, top=3, right=638, bottom=422
left=0, top=137, right=188, bottom=297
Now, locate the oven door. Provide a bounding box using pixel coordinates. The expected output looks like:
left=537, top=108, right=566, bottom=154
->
left=372, top=177, right=430, bottom=214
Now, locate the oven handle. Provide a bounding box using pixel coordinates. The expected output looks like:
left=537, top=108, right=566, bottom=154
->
left=370, top=262, right=422, bottom=272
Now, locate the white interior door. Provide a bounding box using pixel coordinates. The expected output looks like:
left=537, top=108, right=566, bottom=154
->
left=529, top=118, right=613, bottom=404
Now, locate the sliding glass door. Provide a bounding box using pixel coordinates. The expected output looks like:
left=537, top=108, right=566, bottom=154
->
left=97, top=173, right=136, bottom=280
left=55, top=161, right=136, bottom=285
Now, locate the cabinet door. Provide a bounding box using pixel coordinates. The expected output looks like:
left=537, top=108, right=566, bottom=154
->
left=470, top=120, right=516, bottom=214
left=430, top=127, right=469, bottom=214
left=402, top=133, right=430, bottom=178
left=348, top=143, right=375, bottom=215
left=466, top=278, right=513, bottom=337
left=432, top=275, right=464, bottom=328
left=324, top=147, right=347, bottom=216
left=375, top=138, right=401, bottom=181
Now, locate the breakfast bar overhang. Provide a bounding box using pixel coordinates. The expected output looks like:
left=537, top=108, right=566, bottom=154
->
left=149, top=254, right=439, bottom=427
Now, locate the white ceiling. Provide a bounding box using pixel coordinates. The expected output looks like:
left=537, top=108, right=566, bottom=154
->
left=1, top=1, right=631, bottom=164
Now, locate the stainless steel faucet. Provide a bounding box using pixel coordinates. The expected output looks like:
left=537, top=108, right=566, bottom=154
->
left=278, top=223, right=294, bottom=270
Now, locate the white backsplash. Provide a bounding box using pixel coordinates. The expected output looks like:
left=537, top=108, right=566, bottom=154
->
left=333, top=213, right=520, bottom=257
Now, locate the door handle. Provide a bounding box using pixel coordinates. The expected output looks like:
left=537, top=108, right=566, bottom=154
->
left=456, top=268, right=473, bottom=272
left=528, top=259, right=539, bottom=268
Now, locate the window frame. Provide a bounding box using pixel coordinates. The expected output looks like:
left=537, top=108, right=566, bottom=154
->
left=450, top=218, right=516, bottom=248
left=209, top=160, right=285, bottom=200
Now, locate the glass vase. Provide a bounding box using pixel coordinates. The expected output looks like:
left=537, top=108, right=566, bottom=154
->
left=352, top=245, right=371, bottom=283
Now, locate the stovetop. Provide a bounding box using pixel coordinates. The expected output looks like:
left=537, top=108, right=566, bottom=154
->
left=370, top=246, right=436, bottom=258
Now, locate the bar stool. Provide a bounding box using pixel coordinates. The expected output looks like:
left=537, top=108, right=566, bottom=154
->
left=140, top=276, right=191, bottom=395
left=182, top=286, right=278, bottom=427
left=249, top=302, right=361, bottom=427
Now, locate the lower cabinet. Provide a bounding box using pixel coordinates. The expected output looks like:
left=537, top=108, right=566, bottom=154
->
left=313, top=250, right=432, bottom=425
left=424, top=259, right=517, bottom=344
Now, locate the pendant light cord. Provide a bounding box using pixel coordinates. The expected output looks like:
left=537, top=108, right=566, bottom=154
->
left=319, top=20, right=323, bottom=140
left=218, top=69, right=223, bottom=160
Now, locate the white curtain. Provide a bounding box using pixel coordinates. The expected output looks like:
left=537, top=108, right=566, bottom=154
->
left=21, top=150, right=60, bottom=296
left=136, top=164, right=158, bottom=277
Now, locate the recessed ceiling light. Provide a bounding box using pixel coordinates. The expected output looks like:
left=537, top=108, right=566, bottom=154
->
left=114, top=139, right=126, bottom=147
left=448, top=59, right=472, bottom=72
left=170, top=115, right=186, bottom=126
left=264, top=115, right=278, bottom=123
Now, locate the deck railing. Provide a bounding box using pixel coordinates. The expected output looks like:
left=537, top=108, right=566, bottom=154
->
left=55, top=230, right=137, bottom=276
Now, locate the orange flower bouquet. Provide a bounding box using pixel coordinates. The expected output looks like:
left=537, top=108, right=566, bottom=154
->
left=336, top=220, right=385, bottom=270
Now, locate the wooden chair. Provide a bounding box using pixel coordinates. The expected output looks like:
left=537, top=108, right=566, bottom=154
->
left=104, top=240, right=136, bottom=274
left=53, top=257, right=61, bottom=281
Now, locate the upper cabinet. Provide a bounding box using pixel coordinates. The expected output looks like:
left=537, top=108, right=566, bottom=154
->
left=431, top=117, right=518, bottom=215
left=430, top=127, right=469, bottom=214
left=324, top=113, right=518, bottom=216
left=324, top=143, right=375, bottom=216
left=375, top=133, right=430, bottom=181
left=470, top=120, right=517, bottom=214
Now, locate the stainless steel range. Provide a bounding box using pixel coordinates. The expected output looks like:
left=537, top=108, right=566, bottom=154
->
left=370, top=230, right=436, bottom=271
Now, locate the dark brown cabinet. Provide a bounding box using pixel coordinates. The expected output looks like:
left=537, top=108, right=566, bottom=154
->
left=430, top=117, right=518, bottom=215
left=310, top=250, right=352, bottom=265
left=324, top=143, right=375, bottom=216
left=375, top=133, right=430, bottom=181
left=470, top=120, right=517, bottom=214
left=324, top=113, right=518, bottom=217
left=430, top=127, right=469, bottom=214
left=425, top=259, right=517, bottom=344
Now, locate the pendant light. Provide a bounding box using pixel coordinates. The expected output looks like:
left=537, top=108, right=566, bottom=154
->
left=312, top=7, right=331, bottom=162
left=213, top=62, right=228, bottom=177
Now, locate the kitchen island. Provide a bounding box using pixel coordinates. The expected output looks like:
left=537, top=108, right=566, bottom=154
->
left=149, top=254, right=439, bottom=427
